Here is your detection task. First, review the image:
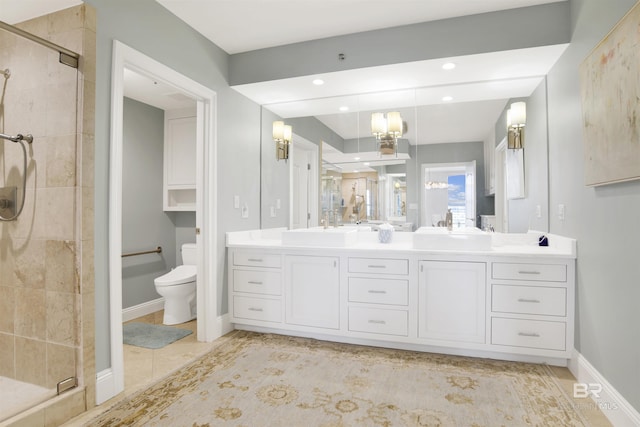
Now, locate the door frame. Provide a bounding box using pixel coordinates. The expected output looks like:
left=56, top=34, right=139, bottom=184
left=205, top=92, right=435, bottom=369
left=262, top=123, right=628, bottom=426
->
left=104, top=41, right=218, bottom=403
left=289, top=135, right=319, bottom=229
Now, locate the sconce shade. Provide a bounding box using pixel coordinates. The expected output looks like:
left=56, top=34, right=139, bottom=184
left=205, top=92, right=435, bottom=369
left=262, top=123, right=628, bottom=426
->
left=371, top=113, right=386, bottom=136
left=386, top=112, right=403, bottom=137
left=510, top=102, right=526, bottom=126
left=273, top=120, right=285, bottom=140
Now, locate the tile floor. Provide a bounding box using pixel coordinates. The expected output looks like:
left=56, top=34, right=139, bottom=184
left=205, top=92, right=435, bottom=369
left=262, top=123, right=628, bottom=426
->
left=65, top=311, right=613, bottom=426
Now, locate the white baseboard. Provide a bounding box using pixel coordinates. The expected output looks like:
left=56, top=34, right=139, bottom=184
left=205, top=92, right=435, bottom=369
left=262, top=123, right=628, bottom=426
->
left=569, top=350, right=640, bottom=426
left=122, top=298, right=165, bottom=322
left=218, top=313, right=233, bottom=336
left=95, top=368, right=115, bottom=405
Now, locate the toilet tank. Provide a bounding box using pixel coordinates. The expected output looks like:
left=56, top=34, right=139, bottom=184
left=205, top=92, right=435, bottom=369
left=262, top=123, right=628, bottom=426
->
left=181, top=243, right=197, bottom=265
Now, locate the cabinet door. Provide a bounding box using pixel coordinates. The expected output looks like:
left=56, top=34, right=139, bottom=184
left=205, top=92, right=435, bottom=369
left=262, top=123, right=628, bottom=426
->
left=166, top=115, right=196, bottom=187
left=285, top=255, right=339, bottom=329
left=418, top=261, right=486, bottom=343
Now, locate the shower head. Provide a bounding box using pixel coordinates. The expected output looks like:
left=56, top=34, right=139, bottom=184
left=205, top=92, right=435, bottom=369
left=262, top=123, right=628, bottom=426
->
left=1, top=69, right=9, bottom=79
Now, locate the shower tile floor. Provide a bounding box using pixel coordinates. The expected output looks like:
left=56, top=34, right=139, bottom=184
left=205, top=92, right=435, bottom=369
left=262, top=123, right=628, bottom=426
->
left=0, top=376, right=54, bottom=422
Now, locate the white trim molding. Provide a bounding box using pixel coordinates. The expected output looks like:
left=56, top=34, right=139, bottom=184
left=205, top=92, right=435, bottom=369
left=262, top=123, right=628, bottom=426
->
left=104, top=40, right=219, bottom=405
left=122, top=298, right=165, bottom=323
left=570, top=350, right=640, bottom=426
left=95, top=369, right=115, bottom=405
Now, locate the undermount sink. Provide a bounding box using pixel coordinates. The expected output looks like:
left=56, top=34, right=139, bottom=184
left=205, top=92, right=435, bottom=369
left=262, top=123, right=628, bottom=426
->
left=282, top=227, right=358, bottom=247
left=412, top=227, right=492, bottom=251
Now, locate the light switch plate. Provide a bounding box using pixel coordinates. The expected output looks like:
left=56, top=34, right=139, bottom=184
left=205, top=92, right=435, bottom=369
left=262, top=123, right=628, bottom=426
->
left=234, top=195, right=240, bottom=209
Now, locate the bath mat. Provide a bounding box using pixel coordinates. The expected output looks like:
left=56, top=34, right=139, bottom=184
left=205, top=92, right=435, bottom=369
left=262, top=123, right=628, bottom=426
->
left=123, top=322, right=192, bottom=349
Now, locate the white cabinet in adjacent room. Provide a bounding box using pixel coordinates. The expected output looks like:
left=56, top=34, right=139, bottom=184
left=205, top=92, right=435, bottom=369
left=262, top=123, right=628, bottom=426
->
left=418, top=260, right=486, bottom=344
left=285, top=255, right=340, bottom=329
left=164, top=108, right=197, bottom=211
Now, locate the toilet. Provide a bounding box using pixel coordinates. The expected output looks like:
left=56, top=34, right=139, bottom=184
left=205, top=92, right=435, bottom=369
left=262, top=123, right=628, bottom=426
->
left=154, top=243, right=197, bottom=325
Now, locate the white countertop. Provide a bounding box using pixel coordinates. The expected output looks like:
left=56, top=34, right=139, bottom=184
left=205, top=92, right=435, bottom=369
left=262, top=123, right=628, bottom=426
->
left=226, top=227, right=577, bottom=259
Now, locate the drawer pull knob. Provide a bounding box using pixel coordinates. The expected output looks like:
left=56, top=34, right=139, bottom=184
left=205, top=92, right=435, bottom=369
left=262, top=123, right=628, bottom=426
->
left=517, top=298, right=540, bottom=303
left=248, top=258, right=263, bottom=262
left=248, top=307, right=263, bottom=312
left=368, top=290, right=387, bottom=294
left=518, top=270, right=541, bottom=275
left=248, top=281, right=263, bottom=285
left=368, top=265, right=387, bottom=269
left=368, top=320, right=386, bottom=325
left=518, top=332, right=540, bottom=337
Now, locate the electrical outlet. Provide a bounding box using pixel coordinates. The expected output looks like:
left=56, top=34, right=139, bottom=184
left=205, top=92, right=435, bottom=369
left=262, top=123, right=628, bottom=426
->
left=558, top=204, right=565, bottom=221
left=535, top=205, right=541, bottom=218
left=241, top=203, right=249, bottom=218
left=276, top=199, right=281, bottom=209
left=234, top=195, right=240, bottom=209
left=270, top=206, right=276, bottom=217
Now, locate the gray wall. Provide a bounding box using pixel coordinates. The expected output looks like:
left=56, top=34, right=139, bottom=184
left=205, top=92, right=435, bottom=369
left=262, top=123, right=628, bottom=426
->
left=87, top=0, right=261, bottom=372
left=121, top=97, right=174, bottom=308
left=546, top=0, right=640, bottom=411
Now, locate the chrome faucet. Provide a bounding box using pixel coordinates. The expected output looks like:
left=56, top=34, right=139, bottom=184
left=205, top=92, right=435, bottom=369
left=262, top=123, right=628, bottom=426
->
left=332, top=209, right=339, bottom=227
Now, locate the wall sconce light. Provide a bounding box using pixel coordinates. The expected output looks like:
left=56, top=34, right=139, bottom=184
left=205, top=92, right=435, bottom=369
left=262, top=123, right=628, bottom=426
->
left=371, top=111, right=404, bottom=155
left=507, top=101, right=526, bottom=149
left=273, top=120, right=292, bottom=161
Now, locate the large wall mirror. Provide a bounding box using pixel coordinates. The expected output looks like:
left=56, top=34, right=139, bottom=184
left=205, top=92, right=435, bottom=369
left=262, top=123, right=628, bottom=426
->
left=250, top=48, right=562, bottom=233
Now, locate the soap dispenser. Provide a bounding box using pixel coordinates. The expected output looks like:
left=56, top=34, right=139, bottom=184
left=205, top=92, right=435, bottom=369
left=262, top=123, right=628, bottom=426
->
left=445, top=209, right=453, bottom=231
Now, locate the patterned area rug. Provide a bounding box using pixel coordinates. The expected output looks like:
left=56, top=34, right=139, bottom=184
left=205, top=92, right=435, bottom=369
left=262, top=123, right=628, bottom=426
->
left=91, top=331, right=586, bottom=426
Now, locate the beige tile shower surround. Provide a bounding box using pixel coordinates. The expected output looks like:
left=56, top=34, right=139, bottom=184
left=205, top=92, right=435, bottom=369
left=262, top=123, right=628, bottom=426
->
left=0, top=4, right=95, bottom=426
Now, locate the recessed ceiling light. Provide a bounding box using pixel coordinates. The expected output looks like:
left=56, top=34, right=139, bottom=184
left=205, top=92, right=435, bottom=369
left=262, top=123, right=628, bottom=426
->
left=339, top=106, right=349, bottom=112
left=442, top=62, right=456, bottom=70
left=354, top=170, right=359, bottom=173
left=442, top=96, right=453, bottom=102
left=363, top=162, right=370, bottom=166
left=354, top=157, right=361, bottom=161
left=312, top=78, right=324, bottom=85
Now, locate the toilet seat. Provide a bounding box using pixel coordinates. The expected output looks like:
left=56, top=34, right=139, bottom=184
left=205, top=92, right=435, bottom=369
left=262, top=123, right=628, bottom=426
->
left=154, top=265, right=196, bottom=287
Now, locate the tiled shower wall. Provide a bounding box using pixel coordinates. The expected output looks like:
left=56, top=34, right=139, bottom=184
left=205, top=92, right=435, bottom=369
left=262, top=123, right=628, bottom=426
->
left=0, top=4, right=96, bottom=422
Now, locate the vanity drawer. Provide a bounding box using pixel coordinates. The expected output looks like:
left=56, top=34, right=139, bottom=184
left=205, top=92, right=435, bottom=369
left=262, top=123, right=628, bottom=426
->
left=491, top=317, right=566, bottom=351
left=233, top=270, right=281, bottom=295
left=348, top=277, right=408, bottom=305
left=348, top=257, right=409, bottom=275
left=233, top=252, right=281, bottom=268
left=492, top=284, right=566, bottom=316
left=348, top=307, right=408, bottom=336
left=233, top=296, right=281, bottom=323
left=492, top=262, right=566, bottom=282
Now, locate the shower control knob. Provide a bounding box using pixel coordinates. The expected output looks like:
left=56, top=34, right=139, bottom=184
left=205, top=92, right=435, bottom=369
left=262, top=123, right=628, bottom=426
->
left=0, top=199, right=12, bottom=209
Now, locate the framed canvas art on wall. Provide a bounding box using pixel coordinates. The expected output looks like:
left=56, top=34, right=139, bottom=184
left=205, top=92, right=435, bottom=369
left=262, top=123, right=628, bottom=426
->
left=579, top=2, right=640, bottom=186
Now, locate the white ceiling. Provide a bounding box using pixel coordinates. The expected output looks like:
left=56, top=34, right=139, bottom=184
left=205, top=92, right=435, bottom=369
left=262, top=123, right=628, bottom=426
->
left=1, top=0, right=569, bottom=162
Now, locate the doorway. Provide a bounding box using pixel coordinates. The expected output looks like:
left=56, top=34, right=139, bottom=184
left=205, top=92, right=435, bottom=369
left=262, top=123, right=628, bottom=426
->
left=103, top=41, right=218, bottom=404
left=421, top=161, right=477, bottom=228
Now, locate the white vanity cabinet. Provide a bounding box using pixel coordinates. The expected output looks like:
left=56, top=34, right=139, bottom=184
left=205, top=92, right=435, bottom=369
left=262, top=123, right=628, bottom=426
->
left=229, top=250, right=283, bottom=325
left=418, top=260, right=486, bottom=344
left=284, top=255, right=340, bottom=329
left=163, top=108, right=196, bottom=211
left=346, top=256, right=411, bottom=337
left=489, top=260, right=574, bottom=358
left=227, top=230, right=576, bottom=366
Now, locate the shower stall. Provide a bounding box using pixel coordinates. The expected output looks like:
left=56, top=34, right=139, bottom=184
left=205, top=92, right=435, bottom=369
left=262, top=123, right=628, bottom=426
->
left=0, top=6, right=93, bottom=423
